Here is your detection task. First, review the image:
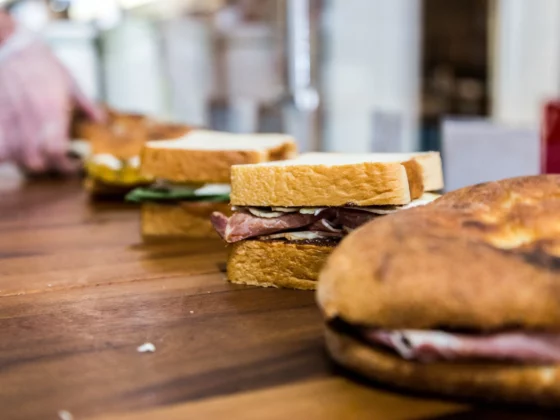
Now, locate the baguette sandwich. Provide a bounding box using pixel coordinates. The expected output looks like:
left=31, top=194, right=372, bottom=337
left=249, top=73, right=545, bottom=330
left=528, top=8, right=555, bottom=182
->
left=318, top=175, right=560, bottom=407
left=75, top=110, right=191, bottom=196
left=127, top=130, right=297, bottom=238
left=211, top=152, right=444, bottom=290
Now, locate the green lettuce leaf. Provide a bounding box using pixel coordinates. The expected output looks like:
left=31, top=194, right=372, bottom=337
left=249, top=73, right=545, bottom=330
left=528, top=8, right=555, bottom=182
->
left=126, top=186, right=230, bottom=203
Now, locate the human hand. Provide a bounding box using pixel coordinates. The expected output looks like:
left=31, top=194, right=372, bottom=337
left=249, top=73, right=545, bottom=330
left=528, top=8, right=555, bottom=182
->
left=0, top=20, right=104, bottom=174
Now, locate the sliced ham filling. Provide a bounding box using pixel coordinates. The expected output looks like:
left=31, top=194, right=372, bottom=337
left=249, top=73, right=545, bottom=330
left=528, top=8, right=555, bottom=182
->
left=364, top=329, right=560, bottom=364
left=211, top=211, right=325, bottom=243
left=212, top=194, right=440, bottom=243
left=211, top=207, right=378, bottom=243
left=211, top=194, right=440, bottom=243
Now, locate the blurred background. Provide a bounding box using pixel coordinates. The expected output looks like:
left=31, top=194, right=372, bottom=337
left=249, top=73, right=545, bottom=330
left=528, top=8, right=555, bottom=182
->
left=2, top=0, right=559, bottom=189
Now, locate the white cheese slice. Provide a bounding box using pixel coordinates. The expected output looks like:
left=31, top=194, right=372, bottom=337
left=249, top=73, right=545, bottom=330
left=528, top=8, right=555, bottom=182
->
left=259, top=231, right=339, bottom=241
left=321, top=219, right=343, bottom=232
left=299, top=208, right=326, bottom=215
left=90, top=153, right=122, bottom=170
left=235, top=193, right=439, bottom=217
left=194, top=184, right=231, bottom=196
left=248, top=208, right=285, bottom=218
left=128, top=155, right=141, bottom=168
left=270, top=207, right=299, bottom=213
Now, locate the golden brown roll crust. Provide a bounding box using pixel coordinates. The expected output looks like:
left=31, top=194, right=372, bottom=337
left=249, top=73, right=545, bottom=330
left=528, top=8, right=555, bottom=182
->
left=325, top=327, right=560, bottom=407
left=317, top=175, right=560, bottom=330
left=142, top=202, right=232, bottom=238
left=140, top=140, right=297, bottom=184
left=227, top=240, right=335, bottom=290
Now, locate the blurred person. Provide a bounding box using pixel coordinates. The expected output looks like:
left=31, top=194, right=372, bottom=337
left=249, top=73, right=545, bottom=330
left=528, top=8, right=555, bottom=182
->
left=0, top=6, right=102, bottom=175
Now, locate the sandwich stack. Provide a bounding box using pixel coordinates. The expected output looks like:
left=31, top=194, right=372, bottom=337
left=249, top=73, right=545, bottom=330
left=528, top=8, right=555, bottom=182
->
left=211, top=152, right=444, bottom=290
left=318, top=175, right=560, bottom=407
left=128, top=129, right=297, bottom=238
left=74, top=109, right=191, bottom=197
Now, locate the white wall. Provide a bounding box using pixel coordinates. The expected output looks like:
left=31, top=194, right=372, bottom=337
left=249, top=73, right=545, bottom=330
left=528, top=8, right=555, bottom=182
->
left=322, top=0, right=421, bottom=152
left=101, top=17, right=168, bottom=118
left=492, top=0, right=560, bottom=127
left=161, top=17, right=212, bottom=126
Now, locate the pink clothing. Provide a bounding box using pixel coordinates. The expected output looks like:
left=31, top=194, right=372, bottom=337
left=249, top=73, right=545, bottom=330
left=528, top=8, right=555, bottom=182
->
left=0, top=11, right=103, bottom=173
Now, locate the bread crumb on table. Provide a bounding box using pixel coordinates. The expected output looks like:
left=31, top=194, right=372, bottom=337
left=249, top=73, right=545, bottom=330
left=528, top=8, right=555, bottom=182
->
left=136, top=342, right=156, bottom=353
left=58, top=410, right=73, bottom=420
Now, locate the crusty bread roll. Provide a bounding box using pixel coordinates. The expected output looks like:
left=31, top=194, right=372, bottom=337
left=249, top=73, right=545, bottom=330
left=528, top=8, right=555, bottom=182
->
left=227, top=240, right=335, bottom=290
left=230, top=152, right=443, bottom=207
left=142, top=202, right=232, bottom=238
left=140, top=131, right=297, bottom=184
left=317, top=175, right=560, bottom=406
left=318, top=175, right=560, bottom=330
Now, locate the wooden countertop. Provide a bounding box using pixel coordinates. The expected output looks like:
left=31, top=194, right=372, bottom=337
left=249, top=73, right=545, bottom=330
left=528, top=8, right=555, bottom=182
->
left=0, top=180, right=555, bottom=419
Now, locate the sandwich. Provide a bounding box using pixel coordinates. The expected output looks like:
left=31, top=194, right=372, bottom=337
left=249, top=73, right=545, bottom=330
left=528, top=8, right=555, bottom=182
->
left=74, top=109, right=191, bottom=196
left=317, top=175, right=560, bottom=407
left=211, top=152, right=444, bottom=290
left=127, top=130, right=297, bottom=238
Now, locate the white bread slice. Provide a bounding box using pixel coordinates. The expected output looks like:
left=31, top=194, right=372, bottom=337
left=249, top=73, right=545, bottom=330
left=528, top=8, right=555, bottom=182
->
left=140, top=130, right=297, bottom=184
left=230, top=152, right=443, bottom=207
left=407, top=152, right=444, bottom=192
left=228, top=240, right=334, bottom=290
left=141, top=201, right=232, bottom=238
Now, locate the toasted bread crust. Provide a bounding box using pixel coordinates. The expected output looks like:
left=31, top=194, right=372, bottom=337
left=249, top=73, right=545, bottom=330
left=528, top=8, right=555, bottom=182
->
left=81, top=119, right=147, bottom=159
left=326, top=327, right=560, bottom=407
left=227, top=240, right=335, bottom=290
left=401, top=159, right=424, bottom=200
left=231, top=162, right=413, bottom=207
left=147, top=121, right=192, bottom=141
left=142, top=202, right=232, bottom=238
left=140, top=141, right=297, bottom=184
left=317, top=175, right=560, bottom=330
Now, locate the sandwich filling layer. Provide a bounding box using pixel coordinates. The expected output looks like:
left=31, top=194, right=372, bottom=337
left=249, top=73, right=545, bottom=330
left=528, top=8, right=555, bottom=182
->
left=211, top=193, right=438, bottom=243
left=127, top=182, right=231, bottom=203
left=364, top=329, right=560, bottom=364
left=341, top=324, right=560, bottom=364
left=86, top=154, right=149, bottom=186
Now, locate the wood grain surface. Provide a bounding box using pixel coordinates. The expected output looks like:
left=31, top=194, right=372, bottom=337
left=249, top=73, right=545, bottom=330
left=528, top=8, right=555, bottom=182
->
left=0, top=180, right=557, bottom=420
